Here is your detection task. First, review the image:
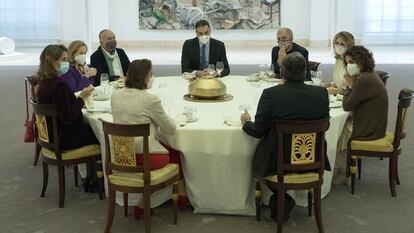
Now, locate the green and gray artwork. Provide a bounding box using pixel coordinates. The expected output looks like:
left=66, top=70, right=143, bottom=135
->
left=139, top=0, right=280, bottom=30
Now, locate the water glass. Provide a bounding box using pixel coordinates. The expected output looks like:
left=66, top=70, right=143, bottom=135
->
left=266, top=64, right=274, bottom=77
left=259, top=64, right=266, bottom=77
left=216, top=62, right=224, bottom=77
left=183, top=105, right=197, bottom=121
left=100, top=73, right=109, bottom=86
left=207, top=64, right=216, bottom=76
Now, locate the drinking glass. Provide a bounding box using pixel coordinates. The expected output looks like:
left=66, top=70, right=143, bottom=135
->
left=216, top=62, right=224, bottom=77
left=207, top=64, right=216, bottom=76
left=259, top=64, right=266, bottom=77
left=100, top=73, right=109, bottom=86
left=266, top=64, right=274, bottom=78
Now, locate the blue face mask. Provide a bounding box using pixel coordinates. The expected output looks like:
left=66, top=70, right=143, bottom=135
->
left=59, top=61, right=70, bottom=75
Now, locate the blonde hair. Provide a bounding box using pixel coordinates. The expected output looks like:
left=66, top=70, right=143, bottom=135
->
left=68, top=40, right=87, bottom=65
left=37, top=44, right=67, bottom=80
left=333, top=31, right=355, bottom=59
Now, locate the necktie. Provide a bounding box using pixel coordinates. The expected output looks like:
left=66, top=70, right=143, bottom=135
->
left=200, top=44, right=207, bottom=70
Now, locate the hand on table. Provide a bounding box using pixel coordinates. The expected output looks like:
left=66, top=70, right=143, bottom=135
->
left=79, top=84, right=95, bottom=100
left=196, top=70, right=209, bottom=77
left=86, top=67, right=97, bottom=78
left=240, top=110, right=252, bottom=125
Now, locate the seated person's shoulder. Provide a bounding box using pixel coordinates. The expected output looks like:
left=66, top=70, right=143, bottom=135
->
left=293, top=43, right=309, bottom=53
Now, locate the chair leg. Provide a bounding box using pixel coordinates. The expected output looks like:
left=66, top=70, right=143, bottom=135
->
left=314, top=186, right=324, bottom=233
left=58, top=166, right=66, bottom=208
left=104, top=188, right=116, bottom=233
left=255, top=180, right=261, bottom=221
left=98, top=176, right=104, bottom=200
left=33, top=142, right=41, bottom=166
left=143, top=188, right=151, bottom=233
left=276, top=188, right=284, bottom=233
left=172, top=182, right=179, bottom=224
left=96, top=160, right=104, bottom=199
left=40, top=161, right=49, bottom=197
left=357, top=158, right=362, bottom=180
left=308, top=190, right=312, bottom=217
left=395, top=155, right=400, bottom=185
left=350, top=156, right=356, bottom=194
left=123, top=193, right=128, bottom=216
left=73, top=166, right=78, bottom=187
left=346, top=150, right=351, bottom=178
left=389, top=157, right=397, bottom=197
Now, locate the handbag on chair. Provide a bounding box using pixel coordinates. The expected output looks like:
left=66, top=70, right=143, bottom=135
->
left=24, top=78, right=35, bottom=143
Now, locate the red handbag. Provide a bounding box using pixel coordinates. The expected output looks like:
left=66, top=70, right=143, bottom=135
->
left=24, top=78, right=35, bottom=143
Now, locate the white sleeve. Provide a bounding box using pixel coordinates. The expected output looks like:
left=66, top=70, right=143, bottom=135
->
left=149, top=95, right=176, bottom=135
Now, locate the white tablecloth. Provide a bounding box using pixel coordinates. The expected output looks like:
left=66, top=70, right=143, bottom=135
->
left=83, top=76, right=348, bottom=216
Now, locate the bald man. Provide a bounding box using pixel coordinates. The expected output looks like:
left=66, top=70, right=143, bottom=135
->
left=271, top=28, right=311, bottom=81
left=90, top=29, right=130, bottom=86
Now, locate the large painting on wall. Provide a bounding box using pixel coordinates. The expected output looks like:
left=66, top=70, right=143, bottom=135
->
left=139, top=0, right=280, bottom=30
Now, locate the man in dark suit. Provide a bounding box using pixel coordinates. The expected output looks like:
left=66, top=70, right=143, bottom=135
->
left=271, top=27, right=311, bottom=81
left=241, top=52, right=330, bottom=221
left=181, top=20, right=230, bottom=77
left=90, top=29, right=130, bottom=86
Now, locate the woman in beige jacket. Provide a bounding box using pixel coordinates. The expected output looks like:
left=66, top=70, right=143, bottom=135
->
left=111, top=59, right=189, bottom=219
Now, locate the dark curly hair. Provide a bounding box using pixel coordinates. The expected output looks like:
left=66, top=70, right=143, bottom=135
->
left=343, top=46, right=375, bottom=73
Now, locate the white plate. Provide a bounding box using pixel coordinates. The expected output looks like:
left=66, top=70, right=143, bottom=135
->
left=329, top=102, right=343, bottom=108
left=87, top=107, right=110, bottom=112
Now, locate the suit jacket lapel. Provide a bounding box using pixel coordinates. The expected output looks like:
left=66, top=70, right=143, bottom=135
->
left=209, top=39, right=214, bottom=63
left=194, top=38, right=200, bottom=69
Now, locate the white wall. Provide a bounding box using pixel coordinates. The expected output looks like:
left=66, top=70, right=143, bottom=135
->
left=61, top=0, right=352, bottom=46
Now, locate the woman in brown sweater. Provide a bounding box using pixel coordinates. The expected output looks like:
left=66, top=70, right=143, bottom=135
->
left=342, top=46, right=388, bottom=140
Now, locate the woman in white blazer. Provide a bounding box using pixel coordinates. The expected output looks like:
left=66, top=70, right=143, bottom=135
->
left=111, top=59, right=189, bottom=219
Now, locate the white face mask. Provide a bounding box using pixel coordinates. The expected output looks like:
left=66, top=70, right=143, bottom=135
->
left=334, top=45, right=346, bottom=56
left=198, top=35, right=210, bottom=45
left=278, top=40, right=291, bottom=49
left=147, top=75, right=155, bottom=89
left=347, top=63, right=360, bottom=76
left=74, top=54, right=86, bottom=65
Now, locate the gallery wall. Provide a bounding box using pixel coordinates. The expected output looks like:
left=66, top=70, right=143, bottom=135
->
left=60, top=0, right=360, bottom=47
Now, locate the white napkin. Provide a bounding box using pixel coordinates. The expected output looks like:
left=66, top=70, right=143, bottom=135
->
left=174, top=114, right=187, bottom=127
left=224, top=116, right=242, bottom=126
left=336, top=94, right=344, bottom=101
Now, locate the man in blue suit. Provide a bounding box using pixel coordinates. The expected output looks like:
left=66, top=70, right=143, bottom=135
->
left=181, top=20, right=230, bottom=77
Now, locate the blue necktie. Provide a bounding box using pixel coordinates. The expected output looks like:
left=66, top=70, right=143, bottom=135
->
left=200, top=44, right=207, bottom=70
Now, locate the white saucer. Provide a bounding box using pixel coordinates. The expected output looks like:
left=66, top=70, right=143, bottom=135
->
left=329, top=102, right=343, bottom=108
left=87, top=107, right=110, bottom=112
left=186, top=117, right=197, bottom=123
left=93, top=95, right=110, bottom=101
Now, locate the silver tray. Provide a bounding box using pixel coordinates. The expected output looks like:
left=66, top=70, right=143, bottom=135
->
left=183, top=94, right=233, bottom=103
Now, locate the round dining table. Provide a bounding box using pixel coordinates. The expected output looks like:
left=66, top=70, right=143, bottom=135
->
left=83, top=75, right=349, bottom=216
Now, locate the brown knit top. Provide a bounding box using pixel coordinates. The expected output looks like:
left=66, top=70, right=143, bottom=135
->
left=343, top=72, right=388, bottom=140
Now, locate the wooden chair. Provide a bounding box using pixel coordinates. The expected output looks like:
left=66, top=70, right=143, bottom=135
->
left=31, top=100, right=102, bottom=207
left=25, top=75, right=41, bottom=165
left=255, top=119, right=330, bottom=233
left=347, top=88, right=413, bottom=197
left=309, top=61, right=321, bottom=72
left=100, top=119, right=180, bottom=233
left=376, top=70, right=391, bottom=86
